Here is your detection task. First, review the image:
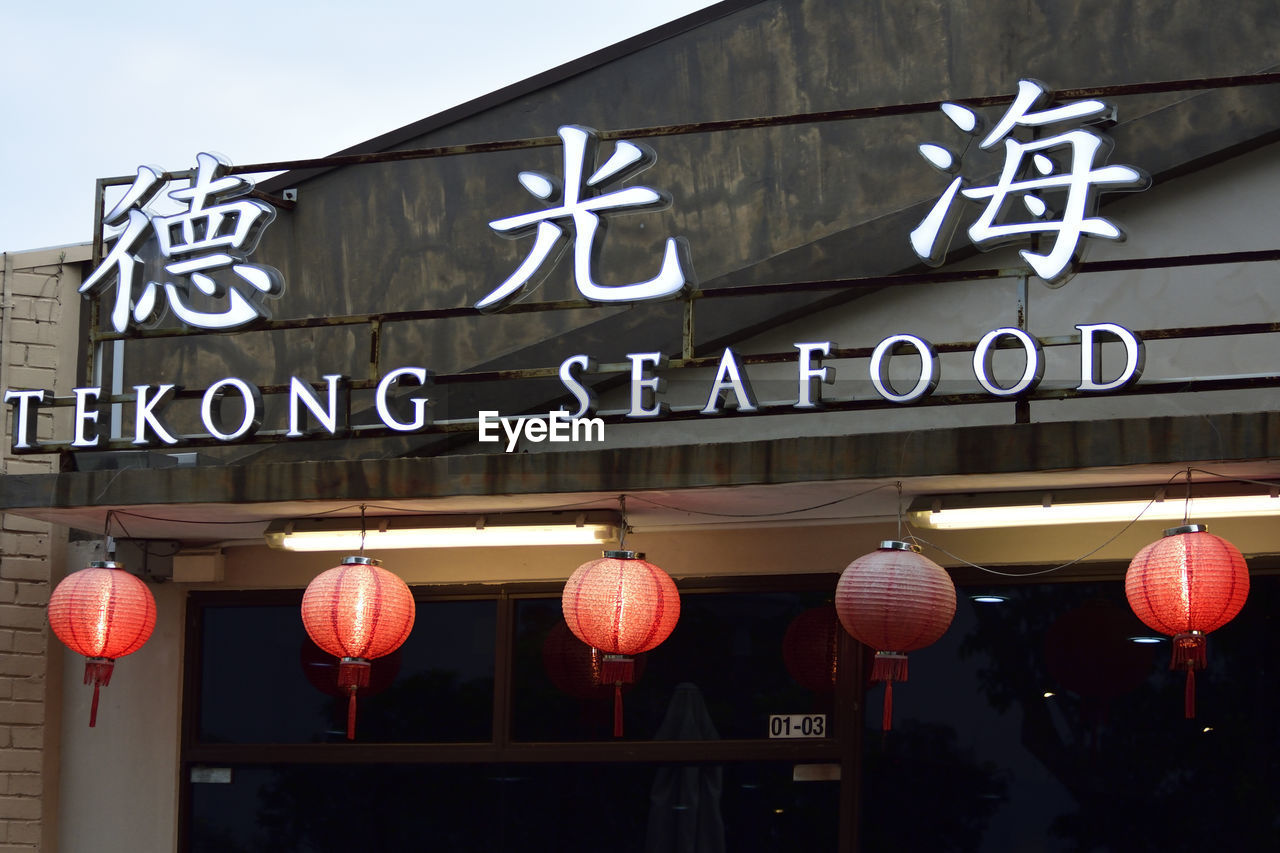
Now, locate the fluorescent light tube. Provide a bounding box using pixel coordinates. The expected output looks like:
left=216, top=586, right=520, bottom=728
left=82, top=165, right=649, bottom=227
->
left=910, top=490, right=1280, bottom=530
left=265, top=512, right=619, bottom=551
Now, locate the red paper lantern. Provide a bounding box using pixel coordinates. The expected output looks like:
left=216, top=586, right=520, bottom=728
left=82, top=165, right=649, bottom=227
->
left=48, top=560, right=157, bottom=727
left=782, top=605, right=841, bottom=694
left=562, top=549, right=680, bottom=736
left=301, top=556, right=415, bottom=739
left=835, top=541, right=956, bottom=731
left=1125, top=524, right=1249, bottom=718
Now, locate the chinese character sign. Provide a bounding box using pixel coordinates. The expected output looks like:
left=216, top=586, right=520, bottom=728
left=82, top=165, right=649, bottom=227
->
left=476, top=125, right=694, bottom=311
left=910, top=80, right=1149, bottom=283
left=80, top=153, right=285, bottom=332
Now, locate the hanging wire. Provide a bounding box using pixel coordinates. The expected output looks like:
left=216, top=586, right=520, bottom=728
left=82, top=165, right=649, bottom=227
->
left=906, top=467, right=1194, bottom=578
left=1183, top=467, right=1193, bottom=526
left=624, top=481, right=899, bottom=518
left=618, top=495, right=629, bottom=549
left=359, top=504, right=368, bottom=555
left=103, top=510, right=117, bottom=560
left=90, top=464, right=1280, bottom=579
left=895, top=481, right=904, bottom=541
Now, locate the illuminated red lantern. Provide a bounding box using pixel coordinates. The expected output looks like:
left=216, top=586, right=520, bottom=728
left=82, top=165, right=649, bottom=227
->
left=1125, top=524, right=1249, bottom=718
left=301, top=556, right=415, bottom=739
left=562, top=550, right=680, bottom=736
left=835, top=541, right=956, bottom=731
left=48, top=561, right=157, bottom=727
left=782, top=605, right=841, bottom=694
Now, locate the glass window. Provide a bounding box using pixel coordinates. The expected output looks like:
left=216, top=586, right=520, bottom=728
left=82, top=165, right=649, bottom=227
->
left=197, top=599, right=496, bottom=743
left=185, top=579, right=845, bottom=852
left=511, top=590, right=839, bottom=741
left=860, top=575, right=1280, bottom=851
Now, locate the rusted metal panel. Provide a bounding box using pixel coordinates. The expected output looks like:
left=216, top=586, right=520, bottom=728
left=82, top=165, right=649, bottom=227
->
left=51, top=0, right=1280, bottom=476
left=215, top=71, right=1280, bottom=180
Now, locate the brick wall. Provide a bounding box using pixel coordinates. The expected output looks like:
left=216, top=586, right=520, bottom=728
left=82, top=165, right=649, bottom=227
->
left=1, top=245, right=88, bottom=852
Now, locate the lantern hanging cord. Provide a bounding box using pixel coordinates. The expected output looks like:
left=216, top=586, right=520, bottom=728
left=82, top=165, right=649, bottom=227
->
left=896, top=482, right=904, bottom=540
left=103, top=509, right=117, bottom=559
left=359, top=504, right=367, bottom=555
left=907, top=467, right=1195, bottom=578
left=1184, top=468, right=1193, bottom=526
left=1183, top=466, right=1280, bottom=490
left=618, top=495, right=629, bottom=549
left=625, top=481, right=900, bottom=519
left=90, top=465, right=1280, bottom=566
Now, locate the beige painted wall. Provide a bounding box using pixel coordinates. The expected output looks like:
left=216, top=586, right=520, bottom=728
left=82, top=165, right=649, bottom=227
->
left=56, top=540, right=181, bottom=853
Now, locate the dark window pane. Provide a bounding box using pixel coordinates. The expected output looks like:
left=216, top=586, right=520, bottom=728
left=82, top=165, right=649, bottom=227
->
left=512, top=591, right=838, bottom=741
left=198, top=600, right=495, bottom=743
left=861, top=575, right=1280, bottom=852
left=188, top=761, right=837, bottom=853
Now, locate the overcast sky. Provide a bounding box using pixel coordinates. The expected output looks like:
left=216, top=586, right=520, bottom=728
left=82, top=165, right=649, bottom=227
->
left=0, top=0, right=722, bottom=254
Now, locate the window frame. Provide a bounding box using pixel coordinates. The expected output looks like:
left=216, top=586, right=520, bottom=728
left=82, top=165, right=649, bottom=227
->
left=178, top=572, right=864, bottom=852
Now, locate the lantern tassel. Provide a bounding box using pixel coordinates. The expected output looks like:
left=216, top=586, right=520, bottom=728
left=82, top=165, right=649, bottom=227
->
left=83, top=659, right=115, bottom=728
left=882, top=681, right=894, bottom=732
left=599, top=654, right=634, bottom=684
left=870, top=652, right=908, bottom=732
left=338, top=658, right=372, bottom=740
left=870, top=651, right=908, bottom=683
left=1170, top=632, right=1206, bottom=720
left=600, top=655, right=634, bottom=738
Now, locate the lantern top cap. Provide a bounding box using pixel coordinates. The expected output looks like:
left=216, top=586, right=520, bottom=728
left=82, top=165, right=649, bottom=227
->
left=602, top=549, right=645, bottom=560
left=1163, top=524, right=1209, bottom=537
left=879, top=540, right=922, bottom=553
left=340, top=555, right=381, bottom=567
left=87, top=560, right=124, bottom=569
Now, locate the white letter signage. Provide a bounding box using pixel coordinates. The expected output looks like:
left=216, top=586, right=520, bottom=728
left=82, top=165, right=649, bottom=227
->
left=558, top=354, right=599, bottom=419
left=71, top=388, right=102, bottom=448
left=701, top=348, right=758, bottom=414
left=375, top=367, right=433, bottom=431
left=132, top=384, right=180, bottom=446
left=1076, top=323, right=1144, bottom=392
left=910, top=80, right=1149, bottom=283
left=870, top=334, right=939, bottom=404
left=286, top=375, right=350, bottom=437
left=79, top=153, right=285, bottom=333
left=4, top=389, right=45, bottom=450
left=627, top=353, right=668, bottom=418
left=795, top=342, right=835, bottom=410
left=477, top=125, right=693, bottom=311
left=973, top=328, right=1044, bottom=397
left=201, top=378, right=263, bottom=442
